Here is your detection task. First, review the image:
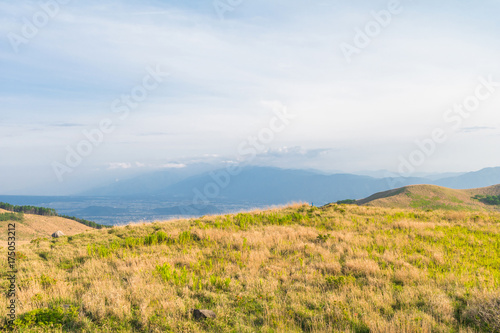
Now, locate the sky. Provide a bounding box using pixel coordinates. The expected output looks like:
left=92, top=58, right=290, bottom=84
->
left=1, top=0, right=500, bottom=195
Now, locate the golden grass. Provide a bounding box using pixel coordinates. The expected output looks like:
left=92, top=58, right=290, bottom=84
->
left=0, top=213, right=93, bottom=246
left=1, top=204, right=499, bottom=332
left=358, top=184, right=500, bottom=212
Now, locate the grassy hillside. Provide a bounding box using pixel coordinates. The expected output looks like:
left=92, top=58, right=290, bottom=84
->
left=1, top=204, right=499, bottom=332
left=357, top=184, right=500, bottom=211
left=0, top=209, right=94, bottom=244
left=0, top=202, right=109, bottom=230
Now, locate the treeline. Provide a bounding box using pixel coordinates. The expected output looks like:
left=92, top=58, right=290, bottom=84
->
left=0, top=212, right=24, bottom=222
left=0, top=202, right=109, bottom=229
left=0, top=202, right=57, bottom=216
left=59, top=215, right=110, bottom=229
left=473, top=195, right=500, bottom=206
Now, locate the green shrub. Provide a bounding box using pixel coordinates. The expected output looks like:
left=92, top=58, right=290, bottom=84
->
left=58, top=258, right=81, bottom=270
left=155, top=263, right=189, bottom=286
left=0, top=212, right=23, bottom=222
left=473, top=195, right=500, bottom=206
left=38, top=251, right=50, bottom=260
left=14, top=306, right=78, bottom=329
left=336, top=199, right=357, bottom=205
left=16, top=251, right=27, bottom=261
left=316, top=234, right=331, bottom=243
left=325, top=275, right=356, bottom=289
left=40, top=274, right=57, bottom=288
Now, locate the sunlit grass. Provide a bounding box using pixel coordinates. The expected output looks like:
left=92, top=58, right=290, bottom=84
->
left=1, top=204, right=499, bottom=332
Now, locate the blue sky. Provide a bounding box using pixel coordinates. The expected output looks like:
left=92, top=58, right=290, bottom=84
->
left=1, top=0, right=500, bottom=194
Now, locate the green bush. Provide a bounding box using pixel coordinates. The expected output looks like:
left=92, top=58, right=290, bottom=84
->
left=38, top=251, right=50, bottom=261
left=316, top=234, right=331, bottom=242
left=14, top=306, right=78, bottom=329
left=473, top=195, right=500, bottom=206
left=336, top=199, right=357, bottom=205
left=40, top=274, right=57, bottom=288
left=0, top=212, right=23, bottom=222
left=155, top=263, right=189, bottom=286
left=325, top=275, right=356, bottom=289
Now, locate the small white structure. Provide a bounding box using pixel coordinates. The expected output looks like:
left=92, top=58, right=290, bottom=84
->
left=52, top=231, right=65, bottom=238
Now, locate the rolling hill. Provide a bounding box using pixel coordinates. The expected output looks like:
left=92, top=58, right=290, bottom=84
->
left=1, top=184, right=500, bottom=331
left=0, top=209, right=93, bottom=244
left=2, top=203, right=499, bottom=332
left=356, top=184, right=500, bottom=211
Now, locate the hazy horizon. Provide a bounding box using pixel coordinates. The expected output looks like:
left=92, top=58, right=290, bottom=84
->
left=2, top=0, right=500, bottom=195
left=0, top=164, right=495, bottom=196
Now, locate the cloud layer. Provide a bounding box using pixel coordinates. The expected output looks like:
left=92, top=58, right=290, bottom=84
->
left=1, top=0, right=500, bottom=194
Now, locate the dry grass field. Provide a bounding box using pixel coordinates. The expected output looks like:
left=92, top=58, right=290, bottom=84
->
left=0, top=210, right=93, bottom=246
left=1, top=203, right=499, bottom=332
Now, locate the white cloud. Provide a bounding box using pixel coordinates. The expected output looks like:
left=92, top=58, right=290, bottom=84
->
left=160, top=163, right=187, bottom=169
left=107, top=162, right=133, bottom=170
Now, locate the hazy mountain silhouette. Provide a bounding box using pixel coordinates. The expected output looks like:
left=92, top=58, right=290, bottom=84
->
left=81, top=166, right=500, bottom=206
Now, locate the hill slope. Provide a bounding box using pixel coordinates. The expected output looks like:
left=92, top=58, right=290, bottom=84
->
left=0, top=209, right=93, bottom=243
left=1, top=204, right=499, bottom=332
left=357, top=184, right=500, bottom=211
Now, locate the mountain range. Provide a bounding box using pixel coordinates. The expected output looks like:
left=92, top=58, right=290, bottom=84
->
left=81, top=166, right=500, bottom=206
